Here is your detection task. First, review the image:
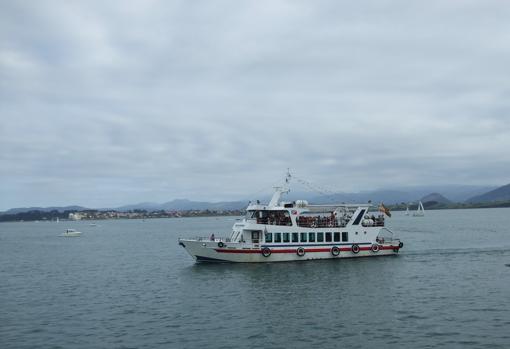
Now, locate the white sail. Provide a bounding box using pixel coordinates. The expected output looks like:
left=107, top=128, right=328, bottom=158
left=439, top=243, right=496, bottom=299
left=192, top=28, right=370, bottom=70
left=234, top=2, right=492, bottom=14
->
left=413, top=201, right=425, bottom=217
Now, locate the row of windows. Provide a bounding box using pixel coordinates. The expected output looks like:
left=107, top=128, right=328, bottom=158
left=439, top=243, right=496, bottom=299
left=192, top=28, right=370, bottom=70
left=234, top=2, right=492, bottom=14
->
left=264, top=232, right=348, bottom=244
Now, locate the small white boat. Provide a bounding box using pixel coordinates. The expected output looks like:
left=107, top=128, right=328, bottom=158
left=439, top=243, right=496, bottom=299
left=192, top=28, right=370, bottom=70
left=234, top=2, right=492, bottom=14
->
left=405, top=205, right=410, bottom=216
left=61, top=229, right=82, bottom=237
left=413, top=201, right=425, bottom=217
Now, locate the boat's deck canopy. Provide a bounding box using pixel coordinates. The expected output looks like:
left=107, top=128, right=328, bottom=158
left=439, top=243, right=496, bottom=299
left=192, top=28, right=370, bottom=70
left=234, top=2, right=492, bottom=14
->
left=246, top=202, right=372, bottom=212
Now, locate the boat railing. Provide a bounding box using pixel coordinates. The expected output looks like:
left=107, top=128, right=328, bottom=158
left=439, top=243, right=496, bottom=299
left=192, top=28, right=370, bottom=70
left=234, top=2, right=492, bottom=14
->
left=296, top=216, right=346, bottom=228
left=296, top=220, right=346, bottom=228
left=376, top=227, right=400, bottom=244
left=191, top=236, right=233, bottom=243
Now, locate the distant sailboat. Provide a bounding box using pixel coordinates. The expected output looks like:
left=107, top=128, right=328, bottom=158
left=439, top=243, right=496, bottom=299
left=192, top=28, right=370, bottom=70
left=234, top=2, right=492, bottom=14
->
left=413, top=201, right=425, bottom=217
left=405, top=205, right=410, bottom=216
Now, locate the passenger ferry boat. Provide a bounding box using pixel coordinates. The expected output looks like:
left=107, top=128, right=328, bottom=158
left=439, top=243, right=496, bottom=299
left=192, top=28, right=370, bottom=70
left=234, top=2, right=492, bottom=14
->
left=178, top=173, right=403, bottom=263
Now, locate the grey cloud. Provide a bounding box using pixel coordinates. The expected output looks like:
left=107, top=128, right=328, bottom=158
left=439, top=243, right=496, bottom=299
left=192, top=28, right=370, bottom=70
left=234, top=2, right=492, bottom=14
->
left=1, top=0, right=510, bottom=209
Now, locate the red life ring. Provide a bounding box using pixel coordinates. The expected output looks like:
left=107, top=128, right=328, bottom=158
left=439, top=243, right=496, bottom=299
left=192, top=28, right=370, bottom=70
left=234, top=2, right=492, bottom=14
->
left=296, top=247, right=305, bottom=257
left=331, top=246, right=340, bottom=256
left=371, top=244, right=380, bottom=253
left=351, top=244, right=360, bottom=254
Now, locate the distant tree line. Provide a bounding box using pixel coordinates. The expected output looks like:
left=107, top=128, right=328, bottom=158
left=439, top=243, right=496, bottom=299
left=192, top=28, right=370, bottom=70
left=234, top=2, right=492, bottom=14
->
left=0, top=210, right=75, bottom=222
left=0, top=209, right=245, bottom=222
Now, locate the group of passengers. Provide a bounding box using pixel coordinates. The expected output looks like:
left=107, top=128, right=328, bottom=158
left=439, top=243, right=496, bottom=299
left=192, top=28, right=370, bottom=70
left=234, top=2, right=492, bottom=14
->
left=256, top=211, right=292, bottom=226
left=297, top=213, right=339, bottom=228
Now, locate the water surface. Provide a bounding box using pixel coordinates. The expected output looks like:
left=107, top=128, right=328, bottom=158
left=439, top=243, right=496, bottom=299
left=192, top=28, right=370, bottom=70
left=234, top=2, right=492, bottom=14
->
left=1, top=209, right=509, bottom=348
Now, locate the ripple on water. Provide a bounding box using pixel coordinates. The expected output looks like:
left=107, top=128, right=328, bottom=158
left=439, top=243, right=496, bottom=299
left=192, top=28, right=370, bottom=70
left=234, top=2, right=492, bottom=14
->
left=1, top=212, right=510, bottom=348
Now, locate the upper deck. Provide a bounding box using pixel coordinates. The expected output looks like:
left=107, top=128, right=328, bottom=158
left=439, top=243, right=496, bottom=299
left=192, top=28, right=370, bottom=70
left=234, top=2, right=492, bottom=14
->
left=241, top=171, right=388, bottom=231
left=245, top=201, right=384, bottom=229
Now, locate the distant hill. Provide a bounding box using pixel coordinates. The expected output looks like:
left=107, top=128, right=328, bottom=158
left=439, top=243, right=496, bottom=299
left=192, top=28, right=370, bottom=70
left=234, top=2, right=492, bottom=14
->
left=1, top=184, right=502, bottom=214
left=3, top=206, right=88, bottom=215
left=116, top=199, right=247, bottom=212
left=466, top=183, right=510, bottom=203
left=309, top=190, right=413, bottom=205
left=420, top=193, right=451, bottom=204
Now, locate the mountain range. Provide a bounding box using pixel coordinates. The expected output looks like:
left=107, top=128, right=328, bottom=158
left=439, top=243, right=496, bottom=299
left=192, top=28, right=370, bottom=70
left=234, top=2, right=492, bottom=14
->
left=420, top=193, right=452, bottom=204
left=465, top=183, right=510, bottom=203
left=3, top=183, right=509, bottom=214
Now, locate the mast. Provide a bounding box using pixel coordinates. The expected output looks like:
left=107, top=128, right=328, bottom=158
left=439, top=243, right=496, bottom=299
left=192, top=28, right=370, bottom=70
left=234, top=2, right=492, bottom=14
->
left=268, top=169, right=291, bottom=207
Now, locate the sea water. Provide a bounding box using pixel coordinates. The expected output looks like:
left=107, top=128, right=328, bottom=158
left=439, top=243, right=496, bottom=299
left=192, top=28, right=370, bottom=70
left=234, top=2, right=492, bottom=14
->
left=1, top=208, right=509, bottom=348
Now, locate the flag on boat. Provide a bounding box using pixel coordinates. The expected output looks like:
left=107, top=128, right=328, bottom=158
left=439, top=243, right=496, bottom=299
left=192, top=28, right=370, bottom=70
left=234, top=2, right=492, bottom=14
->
left=379, top=203, right=391, bottom=217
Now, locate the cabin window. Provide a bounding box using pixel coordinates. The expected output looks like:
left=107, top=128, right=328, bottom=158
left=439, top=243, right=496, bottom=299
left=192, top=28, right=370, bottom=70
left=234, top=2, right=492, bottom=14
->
left=309, top=232, right=316, bottom=243
left=274, top=233, right=282, bottom=243
left=342, top=232, right=348, bottom=242
left=325, top=232, right=332, bottom=242
left=283, top=233, right=290, bottom=243
left=292, top=232, right=299, bottom=243
left=265, top=232, right=272, bottom=243
left=334, top=232, right=341, bottom=242
left=317, top=232, right=324, bottom=242
left=300, top=232, right=307, bottom=242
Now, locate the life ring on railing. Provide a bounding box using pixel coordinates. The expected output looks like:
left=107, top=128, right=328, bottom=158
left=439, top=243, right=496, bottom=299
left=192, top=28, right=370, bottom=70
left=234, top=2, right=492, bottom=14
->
left=399, top=241, right=404, bottom=248
left=261, top=247, right=271, bottom=257
left=331, top=246, right=340, bottom=256
left=217, top=242, right=224, bottom=248
left=296, top=247, right=305, bottom=257
left=351, top=244, right=360, bottom=254
left=371, top=244, right=380, bottom=253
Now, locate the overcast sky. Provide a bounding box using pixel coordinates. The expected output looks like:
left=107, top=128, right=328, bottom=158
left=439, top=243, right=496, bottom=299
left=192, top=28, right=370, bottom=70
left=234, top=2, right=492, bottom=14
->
left=1, top=0, right=509, bottom=210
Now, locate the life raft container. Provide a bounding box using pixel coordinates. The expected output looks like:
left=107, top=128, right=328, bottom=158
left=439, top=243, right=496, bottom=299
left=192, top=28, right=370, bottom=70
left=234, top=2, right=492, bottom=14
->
left=331, top=246, right=340, bottom=256
left=351, top=244, right=360, bottom=254
left=296, top=247, right=305, bottom=257
left=261, top=247, right=271, bottom=257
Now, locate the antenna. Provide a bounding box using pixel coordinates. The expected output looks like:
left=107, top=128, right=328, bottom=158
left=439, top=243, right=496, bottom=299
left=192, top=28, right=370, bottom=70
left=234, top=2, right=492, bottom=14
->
left=268, top=170, right=292, bottom=207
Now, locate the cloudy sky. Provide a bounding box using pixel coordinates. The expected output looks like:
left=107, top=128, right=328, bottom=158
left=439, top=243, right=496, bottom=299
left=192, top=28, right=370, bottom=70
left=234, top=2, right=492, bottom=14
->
left=1, top=0, right=509, bottom=210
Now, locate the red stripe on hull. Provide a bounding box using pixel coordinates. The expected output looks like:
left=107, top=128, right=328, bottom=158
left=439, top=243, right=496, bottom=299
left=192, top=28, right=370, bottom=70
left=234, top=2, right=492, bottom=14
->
left=216, top=246, right=400, bottom=254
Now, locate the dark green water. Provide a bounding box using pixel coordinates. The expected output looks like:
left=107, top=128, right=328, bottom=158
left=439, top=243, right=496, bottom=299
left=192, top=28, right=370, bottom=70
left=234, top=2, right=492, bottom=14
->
left=1, top=209, right=509, bottom=348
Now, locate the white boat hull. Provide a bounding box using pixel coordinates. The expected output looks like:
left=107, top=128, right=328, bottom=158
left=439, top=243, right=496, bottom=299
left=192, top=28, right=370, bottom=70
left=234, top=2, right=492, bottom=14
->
left=61, top=232, right=81, bottom=237
left=179, top=239, right=402, bottom=263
